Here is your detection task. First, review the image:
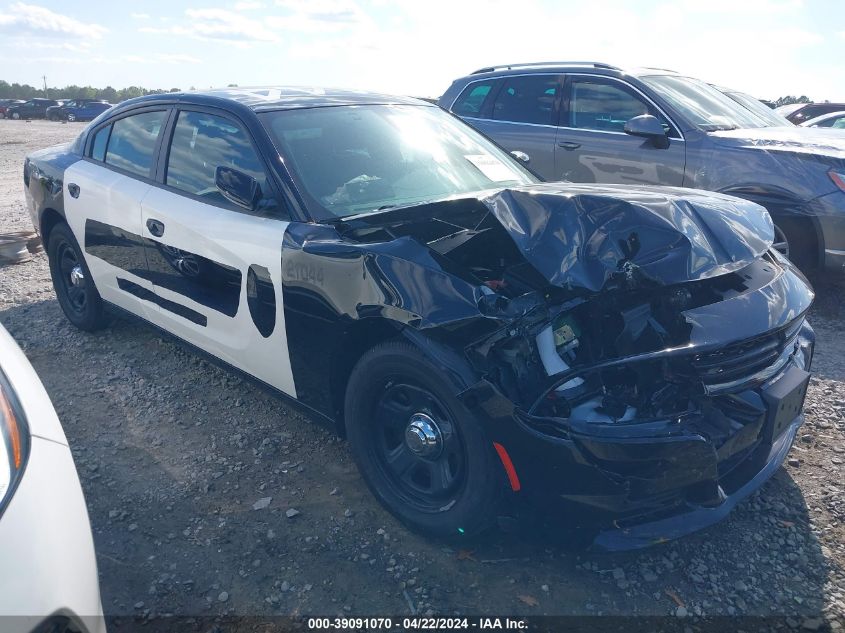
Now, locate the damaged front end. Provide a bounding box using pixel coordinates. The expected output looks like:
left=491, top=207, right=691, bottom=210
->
left=333, top=183, right=815, bottom=548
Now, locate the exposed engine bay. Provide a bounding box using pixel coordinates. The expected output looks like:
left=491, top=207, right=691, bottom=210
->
left=336, top=184, right=812, bottom=430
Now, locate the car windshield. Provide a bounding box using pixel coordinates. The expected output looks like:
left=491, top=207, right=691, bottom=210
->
left=260, top=104, right=536, bottom=220
left=642, top=75, right=775, bottom=131
left=725, top=91, right=793, bottom=127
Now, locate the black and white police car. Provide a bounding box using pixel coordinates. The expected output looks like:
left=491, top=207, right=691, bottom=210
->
left=24, top=87, right=815, bottom=548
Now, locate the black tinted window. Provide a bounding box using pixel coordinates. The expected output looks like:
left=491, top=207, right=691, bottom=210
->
left=91, top=125, right=111, bottom=162
left=166, top=111, right=275, bottom=211
left=568, top=80, right=654, bottom=132
left=452, top=81, right=495, bottom=117
left=105, top=111, right=166, bottom=178
left=492, top=76, right=559, bottom=125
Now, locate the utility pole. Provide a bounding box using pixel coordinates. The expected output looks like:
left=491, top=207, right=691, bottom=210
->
left=42, top=75, right=47, bottom=97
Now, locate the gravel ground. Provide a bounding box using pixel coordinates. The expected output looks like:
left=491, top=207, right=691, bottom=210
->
left=1, top=120, right=843, bottom=629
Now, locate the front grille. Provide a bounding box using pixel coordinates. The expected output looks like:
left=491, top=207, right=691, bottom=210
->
left=690, top=317, right=804, bottom=393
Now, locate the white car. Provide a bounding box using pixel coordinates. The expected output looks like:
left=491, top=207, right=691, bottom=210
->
left=800, top=110, right=845, bottom=129
left=0, top=324, right=105, bottom=633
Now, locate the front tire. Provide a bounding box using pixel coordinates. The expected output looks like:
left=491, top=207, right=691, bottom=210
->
left=772, top=217, right=818, bottom=273
left=67, top=113, right=76, bottom=122
left=47, top=223, right=107, bottom=331
left=344, top=341, right=501, bottom=539
left=11, top=112, right=20, bottom=120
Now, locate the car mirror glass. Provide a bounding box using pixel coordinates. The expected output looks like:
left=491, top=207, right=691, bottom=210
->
left=215, top=166, right=261, bottom=211
left=623, top=114, right=670, bottom=149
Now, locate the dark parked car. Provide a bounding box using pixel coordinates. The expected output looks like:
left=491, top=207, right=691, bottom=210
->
left=23, top=88, right=815, bottom=549
left=47, top=100, right=112, bottom=122
left=776, top=102, right=845, bottom=125
left=6, top=98, right=59, bottom=120
left=0, top=99, right=25, bottom=119
left=716, top=87, right=794, bottom=127
left=440, top=62, right=845, bottom=272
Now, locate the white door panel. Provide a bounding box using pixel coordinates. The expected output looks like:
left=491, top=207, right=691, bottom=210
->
left=62, top=160, right=158, bottom=320
left=139, top=187, right=296, bottom=397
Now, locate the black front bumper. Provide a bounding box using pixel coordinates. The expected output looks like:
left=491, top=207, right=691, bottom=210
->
left=592, top=412, right=803, bottom=550
left=465, top=323, right=814, bottom=550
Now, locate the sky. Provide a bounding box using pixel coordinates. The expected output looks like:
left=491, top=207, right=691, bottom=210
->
left=0, top=0, right=843, bottom=101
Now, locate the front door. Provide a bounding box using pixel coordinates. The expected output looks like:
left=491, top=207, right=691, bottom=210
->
left=138, top=108, right=297, bottom=397
left=554, top=76, right=686, bottom=185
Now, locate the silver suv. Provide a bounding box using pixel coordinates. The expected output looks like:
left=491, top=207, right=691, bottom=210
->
left=440, top=62, right=845, bottom=273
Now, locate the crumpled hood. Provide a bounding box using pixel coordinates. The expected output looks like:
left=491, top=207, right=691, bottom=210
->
left=709, top=126, right=845, bottom=160
left=481, top=183, right=774, bottom=293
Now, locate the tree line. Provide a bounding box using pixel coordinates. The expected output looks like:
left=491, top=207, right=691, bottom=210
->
left=0, top=80, right=204, bottom=103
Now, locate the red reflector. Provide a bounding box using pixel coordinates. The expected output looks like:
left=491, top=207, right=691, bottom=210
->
left=493, top=442, right=521, bottom=492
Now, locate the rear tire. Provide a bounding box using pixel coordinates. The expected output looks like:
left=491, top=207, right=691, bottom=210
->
left=11, top=112, right=20, bottom=120
left=344, top=341, right=501, bottom=540
left=47, top=222, right=107, bottom=331
left=67, top=113, right=76, bottom=122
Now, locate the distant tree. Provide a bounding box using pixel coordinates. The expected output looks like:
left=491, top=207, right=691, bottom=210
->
left=775, top=95, right=812, bottom=107
left=0, top=79, right=193, bottom=103
left=227, top=83, right=238, bottom=87
left=98, top=86, right=117, bottom=102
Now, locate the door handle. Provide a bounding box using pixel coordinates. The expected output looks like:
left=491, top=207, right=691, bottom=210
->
left=557, top=141, right=582, bottom=151
left=67, top=183, right=80, bottom=198
left=146, top=219, right=165, bottom=237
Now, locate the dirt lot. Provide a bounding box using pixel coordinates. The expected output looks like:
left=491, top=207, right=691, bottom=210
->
left=1, top=119, right=844, bottom=628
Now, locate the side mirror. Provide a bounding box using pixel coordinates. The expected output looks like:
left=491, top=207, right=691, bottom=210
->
left=215, top=166, right=261, bottom=210
left=624, top=114, right=670, bottom=149
left=511, top=150, right=530, bottom=164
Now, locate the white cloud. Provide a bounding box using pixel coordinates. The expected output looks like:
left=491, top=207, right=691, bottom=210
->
left=34, top=52, right=202, bottom=66
left=269, top=0, right=369, bottom=32
left=0, top=2, right=107, bottom=38
left=681, top=0, right=803, bottom=13
left=130, top=12, right=150, bottom=19
left=140, top=8, right=278, bottom=43
left=234, top=1, right=265, bottom=9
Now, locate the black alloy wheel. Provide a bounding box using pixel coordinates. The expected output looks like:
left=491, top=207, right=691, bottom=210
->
left=372, top=381, right=466, bottom=511
left=47, top=223, right=106, bottom=331
left=345, top=342, right=501, bottom=539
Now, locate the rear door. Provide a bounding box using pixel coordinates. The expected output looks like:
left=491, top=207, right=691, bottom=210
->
left=63, top=107, right=170, bottom=321
left=554, top=75, right=686, bottom=185
left=451, top=74, right=562, bottom=180
left=139, top=107, right=297, bottom=397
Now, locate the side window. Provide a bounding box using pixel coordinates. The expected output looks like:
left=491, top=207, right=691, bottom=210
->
left=452, top=81, right=495, bottom=117
left=166, top=110, right=277, bottom=213
left=105, top=111, right=167, bottom=178
left=91, top=125, right=111, bottom=162
left=568, top=79, right=670, bottom=134
left=492, top=75, right=559, bottom=125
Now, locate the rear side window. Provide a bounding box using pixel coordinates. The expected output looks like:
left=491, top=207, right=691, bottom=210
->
left=166, top=110, right=276, bottom=212
left=105, top=111, right=167, bottom=178
left=91, top=125, right=111, bottom=162
left=452, top=81, right=495, bottom=117
left=492, top=75, right=559, bottom=125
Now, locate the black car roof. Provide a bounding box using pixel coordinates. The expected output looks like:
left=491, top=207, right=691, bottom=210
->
left=110, top=87, right=431, bottom=117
